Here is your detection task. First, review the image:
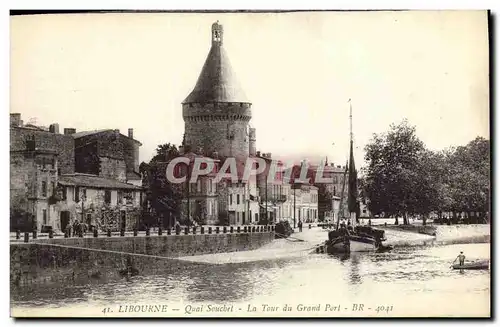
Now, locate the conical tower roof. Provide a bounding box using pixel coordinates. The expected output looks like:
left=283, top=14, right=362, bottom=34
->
left=183, top=21, right=250, bottom=104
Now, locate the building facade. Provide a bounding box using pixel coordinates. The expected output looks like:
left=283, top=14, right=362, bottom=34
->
left=72, top=128, right=142, bottom=186
left=56, top=174, right=142, bottom=232
left=10, top=113, right=144, bottom=232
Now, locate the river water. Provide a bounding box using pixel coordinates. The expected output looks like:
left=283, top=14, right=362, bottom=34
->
left=11, top=241, right=490, bottom=317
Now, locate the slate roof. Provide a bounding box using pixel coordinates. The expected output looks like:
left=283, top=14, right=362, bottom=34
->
left=183, top=25, right=250, bottom=104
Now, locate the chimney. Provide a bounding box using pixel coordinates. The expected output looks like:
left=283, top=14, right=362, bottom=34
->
left=267, top=153, right=272, bottom=158
left=179, top=145, right=184, bottom=155
left=256, top=151, right=261, bottom=157
left=330, top=163, right=334, bottom=167
left=10, top=113, right=21, bottom=127
left=128, top=128, right=134, bottom=139
left=337, top=165, right=341, bottom=168
left=64, top=128, right=76, bottom=135
left=49, top=123, right=60, bottom=134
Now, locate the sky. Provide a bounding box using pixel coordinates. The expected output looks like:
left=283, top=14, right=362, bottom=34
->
left=10, top=11, right=489, bottom=168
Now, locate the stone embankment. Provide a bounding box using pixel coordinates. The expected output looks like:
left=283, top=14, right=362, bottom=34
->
left=379, top=224, right=490, bottom=247
left=10, top=226, right=276, bottom=287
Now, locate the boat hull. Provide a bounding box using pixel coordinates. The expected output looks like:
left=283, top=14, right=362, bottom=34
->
left=452, top=261, right=489, bottom=270
left=326, top=235, right=378, bottom=253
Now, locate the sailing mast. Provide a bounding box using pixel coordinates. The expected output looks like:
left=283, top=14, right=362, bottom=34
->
left=347, top=99, right=359, bottom=227
left=336, top=161, right=348, bottom=230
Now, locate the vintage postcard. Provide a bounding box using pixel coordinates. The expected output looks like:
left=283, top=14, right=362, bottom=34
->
left=9, top=10, right=490, bottom=318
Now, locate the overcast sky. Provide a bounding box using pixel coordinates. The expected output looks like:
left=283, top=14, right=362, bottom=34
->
left=10, top=11, right=489, bottom=167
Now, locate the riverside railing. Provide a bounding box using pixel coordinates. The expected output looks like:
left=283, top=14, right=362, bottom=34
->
left=11, top=224, right=276, bottom=243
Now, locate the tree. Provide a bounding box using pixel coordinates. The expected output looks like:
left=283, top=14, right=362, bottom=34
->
left=446, top=137, right=490, bottom=222
left=140, top=143, right=183, bottom=229
left=317, top=183, right=333, bottom=222
left=363, top=120, right=425, bottom=224
left=150, top=143, right=179, bottom=164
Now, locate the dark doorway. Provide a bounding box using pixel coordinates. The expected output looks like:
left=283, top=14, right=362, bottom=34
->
left=60, top=211, right=70, bottom=231
left=120, top=211, right=126, bottom=230
left=242, top=212, right=246, bottom=225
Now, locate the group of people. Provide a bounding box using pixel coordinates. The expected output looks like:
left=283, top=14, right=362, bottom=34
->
left=65, top=220, right=89, bottom=237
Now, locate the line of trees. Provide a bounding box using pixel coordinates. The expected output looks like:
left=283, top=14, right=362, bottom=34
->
left=362, top=120, right=490, bottom=225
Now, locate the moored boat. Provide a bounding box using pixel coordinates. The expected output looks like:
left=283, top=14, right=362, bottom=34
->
left=452, top=260, right=489, bottom=270
left=324, top=225, right=388, bottom=254
left=323, top=99, right=392, bottom=254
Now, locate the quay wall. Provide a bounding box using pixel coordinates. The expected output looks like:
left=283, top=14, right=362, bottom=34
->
left=13, top=230, right=275, bottom=258
left=381, top=224, right=490, bottom=247
left=11, top=231, right=275, bottom=289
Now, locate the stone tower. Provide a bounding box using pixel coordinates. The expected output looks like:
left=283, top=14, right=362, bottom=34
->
left=182, top=21, right=252, bottom=159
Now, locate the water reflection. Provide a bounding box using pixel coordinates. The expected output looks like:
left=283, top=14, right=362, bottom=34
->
left=348, top=254, right=362, bottom=285
left=11, top=243, right=490, bottom=310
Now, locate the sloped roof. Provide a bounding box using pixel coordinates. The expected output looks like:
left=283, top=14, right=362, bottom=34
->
left=71, top=129, right=112, bottom=138
left=126, top=171, right=142, bottom=180
left=183, top=29, right=250, bottom=104
left=72, top=129, right=142, bottom=145
left=59, top=174, right=142, bottom=190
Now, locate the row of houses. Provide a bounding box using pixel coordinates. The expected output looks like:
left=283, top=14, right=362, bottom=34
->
left=10, top=113, right=144, bottom=233
left=140, top=148, right=321, bottom=229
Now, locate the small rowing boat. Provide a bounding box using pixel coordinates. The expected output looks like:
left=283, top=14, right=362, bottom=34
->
left=452, top=260, right=489, bottom=270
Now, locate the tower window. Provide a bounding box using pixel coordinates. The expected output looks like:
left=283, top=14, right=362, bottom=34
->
left=41, top=181, right=47, bottom=197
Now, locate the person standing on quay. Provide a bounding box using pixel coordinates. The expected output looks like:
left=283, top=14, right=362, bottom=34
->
left=298, top=220, right=303, bottom=232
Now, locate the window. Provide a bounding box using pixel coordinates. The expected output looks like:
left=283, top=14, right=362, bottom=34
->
left=237, top=194, right=240, bottom=204
left=255, top=213, right=258, bottom=222
left=236, top=212, right=240, bottom=223
left=62, top=186, right=67, bottom=200
left=41, top=181, right=47, bottom=197
left=118, top=190, right=123, bottom=204
left=230, top=194, right=233, bottom=205
left=75, top=186, right=80, bottom=202
left=42, top=209, right=47, bottom=225
left=104, top=190, right=111, bottom=204
left=82, top=188, right=86, bottom=200
left=51, top=182, right=55, bottom=196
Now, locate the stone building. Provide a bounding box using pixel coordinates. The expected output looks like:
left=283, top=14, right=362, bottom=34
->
left=10, top=113, right=144, bottom=232
left=225, top=180, right=261, bottom=225
left=176, top=151, right=221, bottom=225
left=10, top=147, right=59, bottom=232
left=56, top=173, right=142, bottom=232
left=182, top=21, right=252, bottom=160
left=309, top=162, right=349, bottom=221
left=10, top=113, right=75, bottom=174
left=72, top=128, right=142, bottom=186
left=10, top=114, right=74, bottom=232
left=255, top=152, right=286, bottom=224
left=178, top=21, right=262, bottom=225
